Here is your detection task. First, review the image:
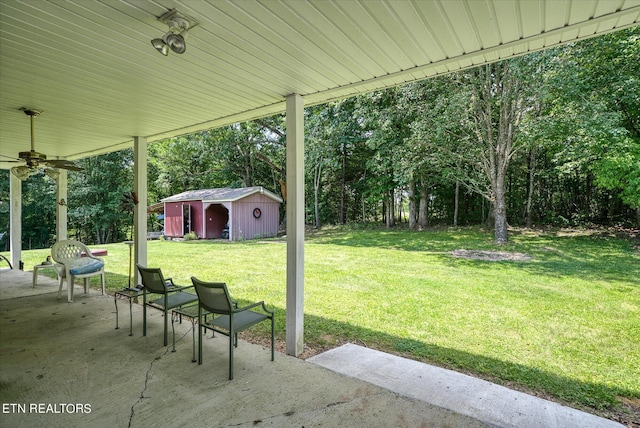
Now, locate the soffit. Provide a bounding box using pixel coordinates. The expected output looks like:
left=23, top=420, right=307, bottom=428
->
left=0, top=0, right=638, bottom=168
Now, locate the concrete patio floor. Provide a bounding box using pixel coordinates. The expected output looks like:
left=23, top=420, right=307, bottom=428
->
left=0, top=269, right=623, bottom=427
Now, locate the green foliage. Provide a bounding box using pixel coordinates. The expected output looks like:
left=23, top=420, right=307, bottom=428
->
left=4, top=29, right=639, bottom=249
left=148, top=118, right=286, bottom=208
left=535, top=27, right=640, bottom=217
left=596, top=138, right=640, bottom=208
left=22, top=173, right=57, bottom=248
left=69, top=150, right=134, bottom=244
left=183, top=231, right=198, bottom=241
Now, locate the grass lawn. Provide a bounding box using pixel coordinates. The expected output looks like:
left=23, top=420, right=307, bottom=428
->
left=6, top=226, right=639, bottom=422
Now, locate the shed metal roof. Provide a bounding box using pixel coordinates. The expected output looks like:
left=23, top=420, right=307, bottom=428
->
left=162, top=186, right=283, bottom=204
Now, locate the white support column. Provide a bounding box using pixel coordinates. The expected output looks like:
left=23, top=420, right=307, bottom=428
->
left=9, top=173, right=22, bottom=269
left=133, top=136, right=148, bottom=286
left=285, top=93, right=305, bottom=356
left=56, top=169, right=68, bottom=241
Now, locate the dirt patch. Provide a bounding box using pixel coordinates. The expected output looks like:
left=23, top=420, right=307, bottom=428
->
left=451, top=249, right=532, bottom=262
left=239, top=332, right=324, bottom=360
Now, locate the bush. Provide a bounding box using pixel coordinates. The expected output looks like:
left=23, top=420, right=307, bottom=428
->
left=183, top=231, right=198, bottom=241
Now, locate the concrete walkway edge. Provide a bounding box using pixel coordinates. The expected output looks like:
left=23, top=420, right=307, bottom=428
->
left=308, top=343, right=623, bottom=428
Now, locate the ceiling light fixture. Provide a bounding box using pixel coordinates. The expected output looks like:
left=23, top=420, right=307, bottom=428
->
left=45, top=168, right=60, bottom=180
left=12, top=165, right=35, bottom=181
left=151, top=9, right=198, bottom=56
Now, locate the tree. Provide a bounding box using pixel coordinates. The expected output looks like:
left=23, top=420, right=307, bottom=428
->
left=69, top=150, right=133, bottom=244
left=465, top=59, right=534, bottom=244
left=359, top=88, right=411, bottom=227
left=402, top=75, right=472, bottom=228
left=567, top=28, right=640, bottom=225
left=527, top=27, right=640, bottom=227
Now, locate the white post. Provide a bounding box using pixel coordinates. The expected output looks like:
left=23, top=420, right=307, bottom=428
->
left=56, top=169, right=68, bottom=240
left=286, top=94, right=305, bottom=356
left=9, top=172, right=22, bottom=269
left=133, top=136, right=148, bottom=286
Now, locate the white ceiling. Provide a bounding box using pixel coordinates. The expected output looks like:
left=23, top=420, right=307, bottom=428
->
left=1, top=0, right=639, bottom=169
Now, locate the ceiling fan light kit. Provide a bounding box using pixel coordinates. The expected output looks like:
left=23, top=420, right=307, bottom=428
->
left=9, top=107, right=83, bottom=181
left=11, top=165, right=34, bottom=181
left=151, top=9, right=198, bottom=56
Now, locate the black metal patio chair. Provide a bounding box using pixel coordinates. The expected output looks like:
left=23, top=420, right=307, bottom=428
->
left=191, top=276, right=274, bottom=380
left=137, top=264, right=198, bottom=346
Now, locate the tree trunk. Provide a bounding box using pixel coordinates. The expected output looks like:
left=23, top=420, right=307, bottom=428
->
left=493, top=173, right=508, bottom=244
left=525, top=149, right=536, bottom=228
left=340, top=146, right=346, bottom=224
left=453, top=181, right=459, bottom=227
left=485, top=204, right=495, bottom=227
left=408, top=176, right=417, bottom=230
left=418, top=179, right=428, bottom=229
left=313, top=163, right=322, bottom=228
left=386, top=189, right=395, bottom=228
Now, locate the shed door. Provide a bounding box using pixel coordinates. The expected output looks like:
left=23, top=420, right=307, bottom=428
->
left=183, top=204, right=191, bottom=235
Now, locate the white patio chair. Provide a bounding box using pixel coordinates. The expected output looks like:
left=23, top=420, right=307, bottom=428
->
left=51, top=240, right=105, bottom=302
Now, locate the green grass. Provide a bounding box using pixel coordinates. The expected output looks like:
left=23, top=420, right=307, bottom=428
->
left=5, top=226, right=639, bottom=418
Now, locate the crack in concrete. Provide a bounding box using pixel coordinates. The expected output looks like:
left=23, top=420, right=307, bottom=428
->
left=127, top=328, right=191, bottom=428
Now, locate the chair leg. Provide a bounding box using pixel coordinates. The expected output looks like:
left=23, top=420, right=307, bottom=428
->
left=229, top=331, right=234, bottom=380
left=163, top=309, right=169, bottom=346
left=57, top=277, right=64, bottom=300
left=100, top=273, right=105, bottom=295
left=68, top=275, right=74, bottom=303
left=143, top=297, right=147, bottom=337
left=114, top=294, right=119, bottom=330
left=271, top=316, right=275, bottom=361
left=191, top=318, right=196, bottom=363
left=198, top=321, right=203, bottom=365
left=171, top=311, right=176, bottom=352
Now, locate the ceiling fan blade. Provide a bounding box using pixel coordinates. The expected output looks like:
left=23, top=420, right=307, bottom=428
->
left=0, top=154, right=23, bottom=163
left=44, top=168, right=60, bottom=179
left=46, top=159, right=84, bottom=171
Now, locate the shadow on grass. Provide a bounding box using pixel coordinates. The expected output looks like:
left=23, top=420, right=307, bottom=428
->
left=312, top=227, right=640, bottom=285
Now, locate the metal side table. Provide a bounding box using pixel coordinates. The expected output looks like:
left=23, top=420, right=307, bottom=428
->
left=171, top=305, right=212, bottom=362
left=115, top=288, right=142, bottom=336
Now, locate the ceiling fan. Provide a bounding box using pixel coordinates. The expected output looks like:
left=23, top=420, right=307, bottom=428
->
left=4, top=108, right=83, bottom=181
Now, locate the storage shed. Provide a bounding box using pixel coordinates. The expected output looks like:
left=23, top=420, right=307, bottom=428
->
left=161, top=187, right=283, bottom=241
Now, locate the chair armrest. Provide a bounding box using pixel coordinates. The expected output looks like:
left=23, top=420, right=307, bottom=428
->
left=167, top=284, right=195, bottom=292
left=235, top=301, right=272, bottom=315
left=53, top=263, right=65, bottom=276
left=163, top=277, right=194, bottom=292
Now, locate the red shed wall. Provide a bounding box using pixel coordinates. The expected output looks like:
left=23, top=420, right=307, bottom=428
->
left=164, top=203, right=183, bottom=238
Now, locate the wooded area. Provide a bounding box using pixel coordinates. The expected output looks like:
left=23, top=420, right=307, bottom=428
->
left=1, top=28, right=638, bottom=248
